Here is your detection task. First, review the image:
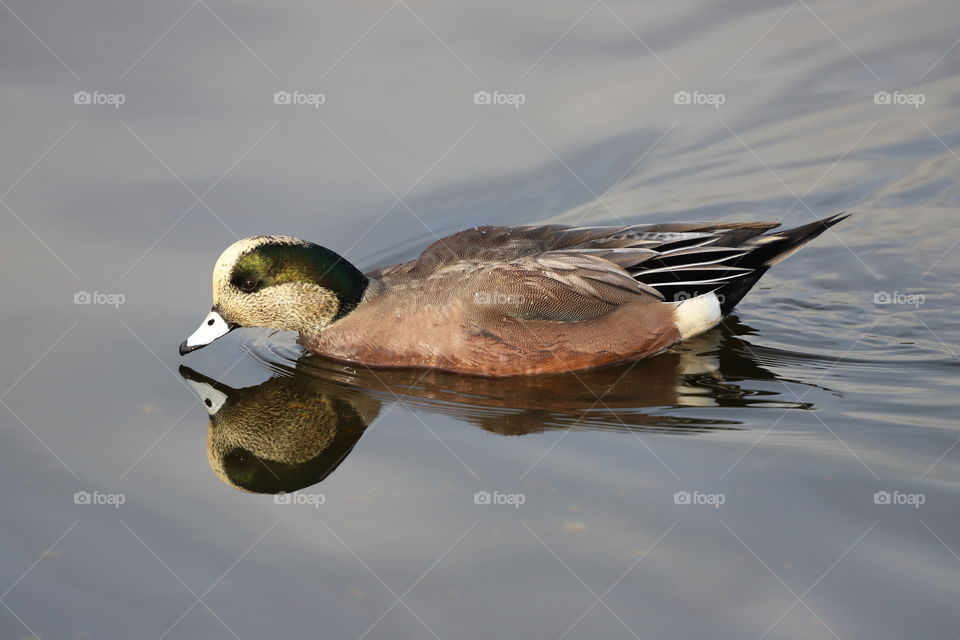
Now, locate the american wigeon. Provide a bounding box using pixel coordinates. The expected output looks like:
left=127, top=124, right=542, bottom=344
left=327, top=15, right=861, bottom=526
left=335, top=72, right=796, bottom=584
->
left=179, top=213, right=848, bottom=376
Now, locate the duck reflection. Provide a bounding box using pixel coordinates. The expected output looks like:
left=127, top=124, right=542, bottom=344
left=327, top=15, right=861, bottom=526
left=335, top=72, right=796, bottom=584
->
left=181, top=366, right=379, bottom=494
left=181, top=317, right=818, bottom=494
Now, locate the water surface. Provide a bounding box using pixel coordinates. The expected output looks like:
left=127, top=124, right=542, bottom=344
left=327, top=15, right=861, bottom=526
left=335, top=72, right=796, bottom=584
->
left=2, top=1, right=959, bottom=638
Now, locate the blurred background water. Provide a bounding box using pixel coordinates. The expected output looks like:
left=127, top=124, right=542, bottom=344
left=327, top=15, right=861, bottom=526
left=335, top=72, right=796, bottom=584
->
left=2, top=1, right=959, bottom=638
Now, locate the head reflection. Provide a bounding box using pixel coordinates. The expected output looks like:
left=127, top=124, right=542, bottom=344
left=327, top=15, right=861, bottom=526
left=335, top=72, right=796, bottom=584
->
left=181, top=366, right=379, bottom=494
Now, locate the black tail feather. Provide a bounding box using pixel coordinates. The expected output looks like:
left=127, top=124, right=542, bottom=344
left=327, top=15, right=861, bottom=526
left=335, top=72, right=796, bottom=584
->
left=716, top=212, right=850, bottom=314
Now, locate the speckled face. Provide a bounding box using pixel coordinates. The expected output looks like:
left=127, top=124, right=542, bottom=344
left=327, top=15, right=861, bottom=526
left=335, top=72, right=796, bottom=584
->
left=180, top=236, right=368, bottom=355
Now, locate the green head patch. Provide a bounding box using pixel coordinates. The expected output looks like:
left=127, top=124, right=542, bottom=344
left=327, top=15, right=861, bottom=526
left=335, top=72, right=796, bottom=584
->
left=230, top=243, right=368, bottom=317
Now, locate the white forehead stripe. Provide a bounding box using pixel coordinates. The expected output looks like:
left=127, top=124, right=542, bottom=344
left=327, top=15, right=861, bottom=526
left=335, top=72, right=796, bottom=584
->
left=211, top=235, right=307, bottom=292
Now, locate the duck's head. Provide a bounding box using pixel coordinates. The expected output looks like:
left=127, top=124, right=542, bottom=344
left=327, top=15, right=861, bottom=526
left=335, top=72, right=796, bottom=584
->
left=179, top=236, right=367, bottom=355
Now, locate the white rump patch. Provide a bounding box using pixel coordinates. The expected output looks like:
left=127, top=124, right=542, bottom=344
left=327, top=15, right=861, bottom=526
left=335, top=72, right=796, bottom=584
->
left=670, top=292, right=722, bottom=339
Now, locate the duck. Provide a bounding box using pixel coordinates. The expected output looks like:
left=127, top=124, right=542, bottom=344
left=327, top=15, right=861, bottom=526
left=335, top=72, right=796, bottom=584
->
left=179, top=213, right=849, bottom=376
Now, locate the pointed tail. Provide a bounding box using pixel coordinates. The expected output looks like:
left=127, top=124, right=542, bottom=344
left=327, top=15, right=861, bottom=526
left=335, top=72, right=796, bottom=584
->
left=716, top=212, right=850, bottom=314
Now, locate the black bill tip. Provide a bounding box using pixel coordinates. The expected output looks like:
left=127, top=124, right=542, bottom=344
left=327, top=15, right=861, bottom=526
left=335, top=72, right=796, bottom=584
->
left=179, top=340, right=204, bottom=356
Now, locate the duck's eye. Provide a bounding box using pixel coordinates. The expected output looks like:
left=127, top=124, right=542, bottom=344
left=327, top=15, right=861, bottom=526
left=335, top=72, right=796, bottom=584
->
left=233, top=275, right=260, bottom=293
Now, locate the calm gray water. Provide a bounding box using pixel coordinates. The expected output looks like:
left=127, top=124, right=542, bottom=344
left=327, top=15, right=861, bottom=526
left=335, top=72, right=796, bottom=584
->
left=2, top=1, right=959, bottom=638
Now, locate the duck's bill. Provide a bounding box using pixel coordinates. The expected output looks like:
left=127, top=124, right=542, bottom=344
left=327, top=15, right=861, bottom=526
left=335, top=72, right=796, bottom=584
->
left=183, top=377, right=229, bottom=414
left=179, top=310, right=237, bottom=355
left=179, top=365, right=234, bottom=415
